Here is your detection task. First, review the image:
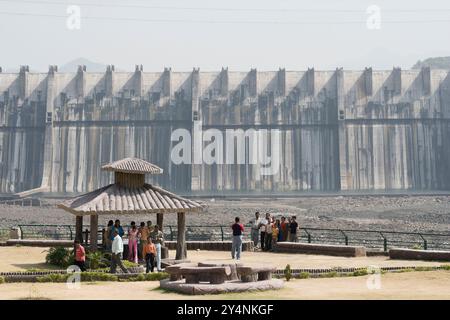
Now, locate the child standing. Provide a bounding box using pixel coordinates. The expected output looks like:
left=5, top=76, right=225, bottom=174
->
left=142, top=237, right=157, bottom=273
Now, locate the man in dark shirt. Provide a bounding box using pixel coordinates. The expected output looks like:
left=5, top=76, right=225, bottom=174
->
left=289, top=216, right=298, bottom=242
left=231, top=217, right=244, bottom=260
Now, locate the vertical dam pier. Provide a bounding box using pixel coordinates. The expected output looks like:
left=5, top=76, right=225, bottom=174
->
left=0, top=65, right=449, bottom=195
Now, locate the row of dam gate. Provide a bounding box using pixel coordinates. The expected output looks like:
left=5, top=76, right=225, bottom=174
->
left=0, top=65, right=450, bottom=195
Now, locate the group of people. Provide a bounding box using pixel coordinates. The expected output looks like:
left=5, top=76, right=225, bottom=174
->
left=74, top=219, right=165, bottom=274
left=74, top=214, right=297, bottom=272
left=230, top=212, right=299, bottom=260
left=104, top=219, right=164, bottom=274
left=250, top=212, right=299, bottom=251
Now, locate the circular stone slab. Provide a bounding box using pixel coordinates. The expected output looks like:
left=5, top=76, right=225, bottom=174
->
left=160, top=279, right=284, bottom=295
left=198, top=261, right=243, bottom=280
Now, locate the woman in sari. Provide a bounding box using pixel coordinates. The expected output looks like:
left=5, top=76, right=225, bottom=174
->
left=127, top=221, right=139, bottom=263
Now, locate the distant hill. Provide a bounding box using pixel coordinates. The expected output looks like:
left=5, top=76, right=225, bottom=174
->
left=59, top=57, right=109, bottom=72
left=412, top=57, right=450, bottom=70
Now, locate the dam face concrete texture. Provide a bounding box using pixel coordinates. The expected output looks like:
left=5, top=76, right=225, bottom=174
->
left=0, top=65, right=449, bottom=194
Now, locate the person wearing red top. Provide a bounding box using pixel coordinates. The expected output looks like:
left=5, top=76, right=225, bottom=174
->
left=231, top=217, right=244, bottom=260
left=74, top=240, right=86, bottom=271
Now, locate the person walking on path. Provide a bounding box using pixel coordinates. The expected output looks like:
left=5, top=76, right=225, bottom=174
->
left=142, top=237, right=157, bottom=273
left=231, top=217, right=244, bottom=260
left=127, top=221, right=139, bottom=263
left=74, top=240, right=86, bottom=272
left=110, top=230, right=129, bottom=274
left=250, top=211, right=261, bottom=249
left=289, top=216, right=299, bottom=242
left=150, top=225, right=164, bottom=272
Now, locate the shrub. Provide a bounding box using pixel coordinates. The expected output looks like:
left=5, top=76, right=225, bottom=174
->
left=37, top=272, right=118, bottom=283
left=415, top=266, right=435, bottom=272
left=353, top=269, right=368, bottom=277
left=45, top=247, right=73, bottom=268
left=284, top=264, right=292, bottom=282
left=0, top=276, right=5, bottom=284
left=36, top=274, right=70, bottom=283
left=441, top=265, right=450, bottom=271
left=321, top=271, right=339, bottom=278
left=80, top=272, right=118, bottom=282
left=86, top=251, right=108, bottom=270
left=125, top=272, right=169, bottom=282
left=296, top=272, right=310, bottom=279
left=123, top=260, right=139, bottom=268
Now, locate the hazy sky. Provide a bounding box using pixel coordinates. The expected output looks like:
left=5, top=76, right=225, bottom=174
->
left=1, top=0, right=450, bottom=71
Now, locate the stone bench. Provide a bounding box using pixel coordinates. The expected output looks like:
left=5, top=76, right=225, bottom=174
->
left=273, top=242, right=366, bottom=257
left=389, top=248, right=450, bottom=261
left=237, top=266, right=276, bottom=282
left=198, top=261, right=243, bottom=281
left=165, top=263, right=196, bottom=281
left=179, top=266, right=231, bottom=284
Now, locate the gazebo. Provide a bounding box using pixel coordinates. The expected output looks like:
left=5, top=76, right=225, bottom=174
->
left=57, top=157, right=205, bottom=260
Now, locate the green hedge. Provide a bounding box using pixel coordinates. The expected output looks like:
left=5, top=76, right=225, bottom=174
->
left=352, top=269, right=369, bottom=277
left=0, top=276, right=5, bottom=284
left=36, top=272, right=119, bottom=283
left=125, top=272, right=169, bottom=282
left=35, top=272, right=166, bottom=283
left=36, top=273, right=70, bottom=283
left=296, top=272, right=310, bottom=279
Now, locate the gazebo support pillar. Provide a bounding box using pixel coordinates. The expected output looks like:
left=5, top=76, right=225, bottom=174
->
left=175, top=212, right=187, bottom=260
left=157, top=213, right=164, bottom=231
left=90, top=214, right=98, bottom=251
left=75, top=216, right=83, bottom=243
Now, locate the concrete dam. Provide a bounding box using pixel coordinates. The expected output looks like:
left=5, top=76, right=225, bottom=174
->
left=0, top=65, right=449, bottom=195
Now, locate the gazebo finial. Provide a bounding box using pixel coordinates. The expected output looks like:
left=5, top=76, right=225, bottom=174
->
left=102, top=157, right=163, bottom=188
left=101, top=157, right=163, bottom=174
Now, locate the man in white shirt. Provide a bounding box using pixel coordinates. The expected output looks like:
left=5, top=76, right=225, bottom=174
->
left=250, top=211, right=261, bottom=249
left=264, top=213, right=273, bottom=251
left=259, top=213, right=269, bottom=251
left=110, top=230, right=129, bottom=274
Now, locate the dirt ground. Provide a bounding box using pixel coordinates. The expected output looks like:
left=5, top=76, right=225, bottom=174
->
left=0, top=247, right=446, bottom=272
left=1, top=271, right=450, bottom=300
left=1, top=247, right=450, bottom=300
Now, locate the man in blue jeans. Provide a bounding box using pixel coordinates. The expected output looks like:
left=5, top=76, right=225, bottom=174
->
left=231, top=217, right=244, bottom=260
left=150, top=225, right=164, bottom=271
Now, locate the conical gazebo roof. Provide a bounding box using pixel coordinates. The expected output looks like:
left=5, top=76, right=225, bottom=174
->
left=57, top=183, right=205, bottom=215
left=57, top=157, right=205, bottom=215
